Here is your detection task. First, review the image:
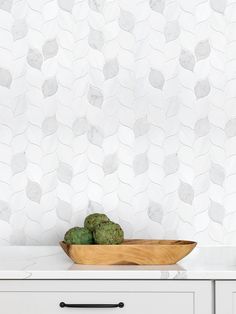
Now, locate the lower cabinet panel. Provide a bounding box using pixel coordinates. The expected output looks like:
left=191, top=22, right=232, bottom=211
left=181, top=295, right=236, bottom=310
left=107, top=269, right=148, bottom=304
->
left=216, top=281, right=236, bottom=314
left=0, top=280, right=213, bottom=314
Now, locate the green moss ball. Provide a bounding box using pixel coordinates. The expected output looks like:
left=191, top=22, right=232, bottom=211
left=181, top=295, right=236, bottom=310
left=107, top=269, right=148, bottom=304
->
left=84, top=213, right=110, bottom=232
left=93, top=221, right=124, bottom=245
left=64, top=227, right=94, bottom=245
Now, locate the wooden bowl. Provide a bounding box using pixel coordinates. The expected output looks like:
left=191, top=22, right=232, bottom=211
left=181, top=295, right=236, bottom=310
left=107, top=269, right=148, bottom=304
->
left=60, top=239, right=197, bottom=265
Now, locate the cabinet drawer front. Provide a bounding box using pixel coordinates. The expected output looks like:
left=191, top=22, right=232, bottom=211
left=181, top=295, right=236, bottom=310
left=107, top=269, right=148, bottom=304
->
left=0, top=280, right=212, bottom=314
left=0, top=291, right=193, bottom=314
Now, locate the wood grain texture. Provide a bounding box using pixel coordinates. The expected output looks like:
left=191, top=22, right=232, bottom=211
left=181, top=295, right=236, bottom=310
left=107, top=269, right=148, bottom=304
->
left=60, top=240, right=197, bottom=265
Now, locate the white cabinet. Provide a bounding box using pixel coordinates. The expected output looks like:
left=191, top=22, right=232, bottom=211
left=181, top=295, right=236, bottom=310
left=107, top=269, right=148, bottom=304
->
left=0, top=280, right=213, bottom=314
left=216, top=281, right=236, bottom=314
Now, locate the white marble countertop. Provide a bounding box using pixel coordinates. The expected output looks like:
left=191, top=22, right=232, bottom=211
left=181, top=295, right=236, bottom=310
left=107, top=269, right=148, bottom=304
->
left=0, top=246, right=236, bottom=280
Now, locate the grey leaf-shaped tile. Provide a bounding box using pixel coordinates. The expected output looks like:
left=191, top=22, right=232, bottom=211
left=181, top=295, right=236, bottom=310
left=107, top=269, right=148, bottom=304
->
left=148, top=201, right=163, bottom=223
left=134, top=117, right=150, bottom=137
left=133, top=153, right=149, bottom=176
left=209, top=163, right=225, bottom=186
left=225, top=119, right=236, bottom=138
left=27, top=48, right=43, bottom=70
left=56, top=199, right=72, bottom=223
left=119, top=10, right=135, bottom=32
left=194, top=79, right=211, bottom=99
left=42, top=77, right=58, bottom=97
left=72, top=117, right=88, bottom=136
left=11, top=153, right=27, bottom=174
left=179, top=49, right=195, bottom=71
left=88, top=28, right=104, bottom=51
left=195, top=40, right=211, bottom=61
left=149, top=69, right=165, bottom=89
left=43, top=39, right=58, bottom=59
left=42, top=116, right=58, bottom=136
left=88, top=0, right=104, bottom=12
left=87, top=85, right=103, bottom=108
left=178, top=181, right=194, bottom=205
left=208, top=200, right=225, bottom=224
left=57, top=162, right=73, bottom=184
left=194, top=118, right=210, bottom=137
left=0, top=0, right=12, bottom=12
left=103, top=58, right=119, bottom=80
left=149, top=0, right=165, bottom=13
left=26, top=180, right=42, bottom=203
left=210, top=0, right=226, bottom=14
left=103, top=153, right=118, bottom=175
left=163, top=154, right=179, bottom=175
left=58, top=0, right=74, bottom=12
left=11, top=19, right=28, bottom=41
left=164, top=20, right=180, bottom=42
left=0, top=201, right=11, bottom=222
left=87, top=125, right=103, bottom=146
left=0, top=68, right=12, bottom=88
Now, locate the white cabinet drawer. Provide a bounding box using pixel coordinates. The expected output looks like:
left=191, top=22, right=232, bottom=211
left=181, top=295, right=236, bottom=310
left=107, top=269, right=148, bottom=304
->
left=0, top=280, right=213, bottom=314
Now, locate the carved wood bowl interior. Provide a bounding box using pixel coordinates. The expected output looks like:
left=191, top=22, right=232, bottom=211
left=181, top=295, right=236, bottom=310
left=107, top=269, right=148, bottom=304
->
left=60, top=239, right=197, bottom=265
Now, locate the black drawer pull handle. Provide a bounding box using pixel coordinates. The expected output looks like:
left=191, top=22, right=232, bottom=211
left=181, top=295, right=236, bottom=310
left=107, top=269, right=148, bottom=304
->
left=60, top=302, right=124, bottom=308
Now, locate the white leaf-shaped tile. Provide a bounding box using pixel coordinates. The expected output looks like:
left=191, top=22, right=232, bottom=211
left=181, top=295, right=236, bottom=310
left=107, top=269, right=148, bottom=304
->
left=57, top=0, right=74, bottom=12
left=119, top=10, right=135, bottom=32
left=133, top=153, right=149, bottom=176
left=26, top=180, right=42, bottom=203
left=27, top=48, right=43, bottom=70
left=87, top=201, right=104, bottom=214
left=165, top=96, right=180, bottom=118
left=0, top=201, right=11, bottom=222
left=208, top=200, right=225, bottom=224
left=88, top=28, right=104, bottom=51
left=56, top=199, right=72, bottom=223
left=0, top=0, right=12, bottom=12
left=87, top=125, right=104, bottom=146
left=42, top=77, right=58, bottom=97
left=103, top=58, right=119, bottom=80
left=163, top=154, right=179, bottom=175
left=88, top=0, right=104, bottom=12
left=134, top=117, right=150, bottom=137
left=73, top=117, right=88, bottom=136
left=148, top=201, right=163, bottom=223
left=194, top=118, right=210, bottom=137
left=210, top=0, right=226, bottom=14
left=195, top=40, right=211, bottom=61
left=209, top=163, right=225, bottom=186
left=0, top=68, right=12, bottom=88
left=164, top=20, right=180, bottom=42
left=149, top=0, right=165, bottom=13
left=179, top=49, right=195, bottom=71
left=11, top=153, right=27, bottom=174
left=149, top=69, right=165, bottom=90
left=43, top=39, right=58, bottom=59
left=11, top=19, right=28, bottom=41
left=194, top=79, right=211, bottom=99
left=87, top=85, right=103, bottom=108
left=57, top=162, right=73, bottom=184
left=103, top=153, right=118, bottom=175
left=42, top=116, right=58, bottom=136
left=225, top=119, right=236, bottom=138
left=178, top=181, right=194, bottom=205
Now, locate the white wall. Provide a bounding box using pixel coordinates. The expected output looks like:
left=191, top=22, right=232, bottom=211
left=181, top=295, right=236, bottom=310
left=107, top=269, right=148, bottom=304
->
left=0, top=0, right=234, bottom=245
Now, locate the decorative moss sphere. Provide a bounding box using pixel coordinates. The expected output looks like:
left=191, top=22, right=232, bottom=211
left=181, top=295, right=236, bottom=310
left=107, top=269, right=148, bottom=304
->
left=64, top=227, right=94, bottom=244
left=84, top=213, right=110, bottom=232
left=93, top=221, right=124, bottom=245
